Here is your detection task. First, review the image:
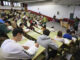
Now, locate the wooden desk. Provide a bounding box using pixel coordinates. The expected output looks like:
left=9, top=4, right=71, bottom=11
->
left=27, top=30, right=41, bottom=40
left=49, top=31, right=57, bottom=39
left=34, top=26, right=43, bottom=34
left=17, top=19, right=21, bottom=27
left=60, top=21, right=69, bottom=29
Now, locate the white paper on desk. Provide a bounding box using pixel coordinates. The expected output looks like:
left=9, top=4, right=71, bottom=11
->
left=72, top=37, right=77, bottom=42
left=24, top=29, right=30, bottom=32
left=38, top=30, right=42, bottom=33
left=50, top=29, right=55, bottom=32
left=23, top=40, right=35, bottom=48
left=64, top=38, right=70, bottom=44
left=23, top=40, right=39, bottom=55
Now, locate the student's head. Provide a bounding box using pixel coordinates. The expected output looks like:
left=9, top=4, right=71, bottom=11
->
left=20, top=23, right=24, bottom=28
left=51, top=26, right=54, bottom=28
left=43, top=29, right=50, bottom=36
left=57, top=31, right=63, bottom=37
left=42, top=25, right=46, bottom=31
left=1, top=13, right=6, bottom=20
left=12, top=28, right=24, bottom=41
left=71, top=30, right=75, bottom=35
left=42, top=25, right=46, bottom=28
left=5, top=21, right=11, bottom=26
left=30, top=23, right=34, bottom=27
left=66, top=29, right=70, bottom=34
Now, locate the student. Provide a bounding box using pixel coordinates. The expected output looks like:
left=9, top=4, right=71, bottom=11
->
left=71, top=30, right=78, bottom=40
left=1, top=28, right=39, bottom=60
left=0, top=13, right=6, bottom=24
left=29, top=23, right=35, bottom=30
left=63, top=29, right=72, bottom=40
left=37, top=29, right=58, bottom=60
left=20, top=23, right=30, bottom=33
left=0, top=21, right=11, bottom=37
left=54, top=31, right=64, bottom=43
left=70, top=30, right=78, bottom=43
left=41, top=25, right=46, bottom=31
left=19, top=23, right=24, bottom=30
left=7, top=22, right=13, bottom=31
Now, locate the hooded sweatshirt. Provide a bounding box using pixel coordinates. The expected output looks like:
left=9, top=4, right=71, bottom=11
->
left=37, top=35, right=58, bottom=50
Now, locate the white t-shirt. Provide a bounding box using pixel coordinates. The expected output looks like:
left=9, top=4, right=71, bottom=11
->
left=1, top=39, right=38, bottom=60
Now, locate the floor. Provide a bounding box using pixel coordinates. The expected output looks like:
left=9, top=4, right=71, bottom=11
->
left=46, top=21, right=66, bottom=33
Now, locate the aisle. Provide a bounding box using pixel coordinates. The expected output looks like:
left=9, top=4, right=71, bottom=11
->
left=46, top=21, right=66, bottom=33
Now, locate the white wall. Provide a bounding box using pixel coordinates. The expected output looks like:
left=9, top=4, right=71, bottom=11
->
left=74, top=6, right=80, bottom=18
left=28, top=2, right=80, bottom=19
left=0, top=6, right=24, bottom=10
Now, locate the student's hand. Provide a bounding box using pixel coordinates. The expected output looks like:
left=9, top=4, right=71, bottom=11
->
left=51, top=39, right=56, bottom=42
left=35, top=43, right=39, bottom=48
left=23, top=46, right=29, bottom=50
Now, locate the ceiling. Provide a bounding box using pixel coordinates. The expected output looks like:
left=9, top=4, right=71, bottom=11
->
left=1, top=0, right=80, bottom=5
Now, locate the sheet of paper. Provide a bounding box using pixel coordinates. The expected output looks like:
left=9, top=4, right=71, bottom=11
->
left=37, top=30, right=42, bottom=33
left=23, top=40, right=35, bottom=48
left=64, top=38, right=70, bottom=44
left=72, top=37, right=77, bottom=42
left=24, top=29, right=30, bottom=32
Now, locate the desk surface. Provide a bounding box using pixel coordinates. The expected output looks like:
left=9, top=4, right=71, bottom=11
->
left=34, top=26, right=43, bottom=34
left=27, top=30, right=41, bottom=40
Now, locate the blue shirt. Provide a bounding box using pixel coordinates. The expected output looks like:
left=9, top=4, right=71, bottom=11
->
left=0, top=19, right=5, bottom=23
left=63, top=33, right=72, bottom=40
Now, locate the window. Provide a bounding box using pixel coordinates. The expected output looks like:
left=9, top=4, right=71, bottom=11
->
left=3, top=1, right=11, bottom=6
left=13, top=2, right=21, bottom=7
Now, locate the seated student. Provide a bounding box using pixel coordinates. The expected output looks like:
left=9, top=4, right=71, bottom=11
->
left=0, top=13, right=6, bottom=24
left=1, top=28, right=39, bottom=60
left=19, top=23, right=24, bottom=30
left=71, top=30, right=78, bottom=42
left=33, top=21, right=38, bottom=27
left=0, top=21, right=11, bottom=37
left=54, top=31, right=64, bottom=43
left=20, top=23, right=30, bottom=33
left=37, top=29, right=58, bottom=60
left=63, top=29, right=72, bottom=40
left=29, top=23, right=35, bottom=30
left=41, top=25, right=46, bottom=31
left=7, top=22, right=13, bottom=31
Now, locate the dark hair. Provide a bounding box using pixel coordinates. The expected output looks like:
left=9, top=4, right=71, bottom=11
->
left=51, top=26, right=54, bottom=28
left=57, top=31, right=63, bottom=37
left=43, top=29, right=50, bottom=36
left=42, top=25, right=46, bottom=28
left=30, top=23, right=34, bottom=27
left=5, top=21, right=11, bottom=25
left=12, top=28, right=23, bottom=37
left=20, top=23, right=24, bottom=27
left=66, top=29, right=70, bottom=34
left=71, top=30, right=75, bottom=34
left=1, top=13, right=6, bottom=18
